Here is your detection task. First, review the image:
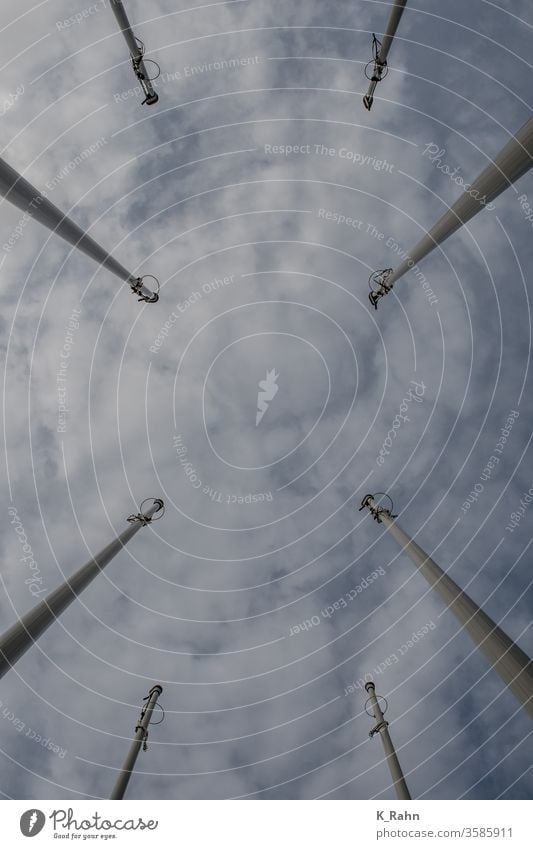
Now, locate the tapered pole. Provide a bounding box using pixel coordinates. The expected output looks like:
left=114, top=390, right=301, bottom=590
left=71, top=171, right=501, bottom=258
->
left=360, top=495, right=533, bottom=716
left=0, top=157, right=159, bottom=303
left=0, top=499, right=164, bottom=680
left=110, top=684, right=163, bottom=800
left=365, top=681, right=411, bottom=800
left=363, top=0, right=408, bottom=111
left=110, top=0, right=159, bottom=105
left=368, top=117, right=533, bottom=307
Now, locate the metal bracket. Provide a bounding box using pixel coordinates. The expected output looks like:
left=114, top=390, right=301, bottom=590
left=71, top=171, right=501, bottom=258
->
left=363, top=36, right=388, bottom=111
left=130, top=275, right=160, bottom=304
left=127, top=513, right=152, bottom=526
left=365, top=36, right=388, bottom=82
left=132, top=58, right=160, bottom=106
left=369, top=719, right=389, bottom=738
left=127, top=498, right=165, bottom=525
left=359, top=493, right=397, bottom=522
left=135, top=685, right=163, bottom=751
left=131, top=38, right=160, bottom=106
left=135, top=725, right=149, bottom=751
left=368, top=268, right=393, bottom=309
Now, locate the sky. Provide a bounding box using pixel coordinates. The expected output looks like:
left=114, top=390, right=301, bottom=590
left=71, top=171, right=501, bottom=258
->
left=0, top=0, right=532, bottom=800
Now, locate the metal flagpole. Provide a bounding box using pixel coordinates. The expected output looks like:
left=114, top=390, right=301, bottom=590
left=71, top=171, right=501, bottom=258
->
left=360, top=494, right=533, bottom=717
left=363, top=0, right=408, bottom=111
left=368, top=117, right=533, bottom=308
left=109, top=0, right=160, bottom=105
left=110, top=684, right=164, bottom=800
left=0, top=499, right=165, bottom=680
left=365, top=681, right=411, bottom=800
left=0, top=157, right=159, bottom=303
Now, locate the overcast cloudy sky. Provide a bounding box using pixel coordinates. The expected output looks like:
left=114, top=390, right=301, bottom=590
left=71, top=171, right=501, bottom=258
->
left=0, top=0, right=532, bottom=800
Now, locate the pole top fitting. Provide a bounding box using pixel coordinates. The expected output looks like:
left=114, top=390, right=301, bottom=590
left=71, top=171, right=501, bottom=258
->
left=127, top=498, right=165, bottom=525
left=138, top=685, right=165, bottom=749
left=130, top=38, right=160, bottom=106
left=365, top=35, right=388, bottom=81
left=359, top=492, right=396, bottom=522
left=364, top=689, right=389, bottom=727
left=130, top=275, right=160, bottom=304
left=368, top=268, right=393, bottom=309
left=133, top=64, right=160, bottom=106
left=363, top=36, right=388, bottom=111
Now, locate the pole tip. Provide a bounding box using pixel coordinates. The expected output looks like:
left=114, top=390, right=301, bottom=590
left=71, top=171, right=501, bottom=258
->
left=131, top=274, right=160, bottom=304
left=137, top=498, right=165, bottom=522
left=359, top=493, right=375, bottom=511
left=364, top=681, right=376, bottom=692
